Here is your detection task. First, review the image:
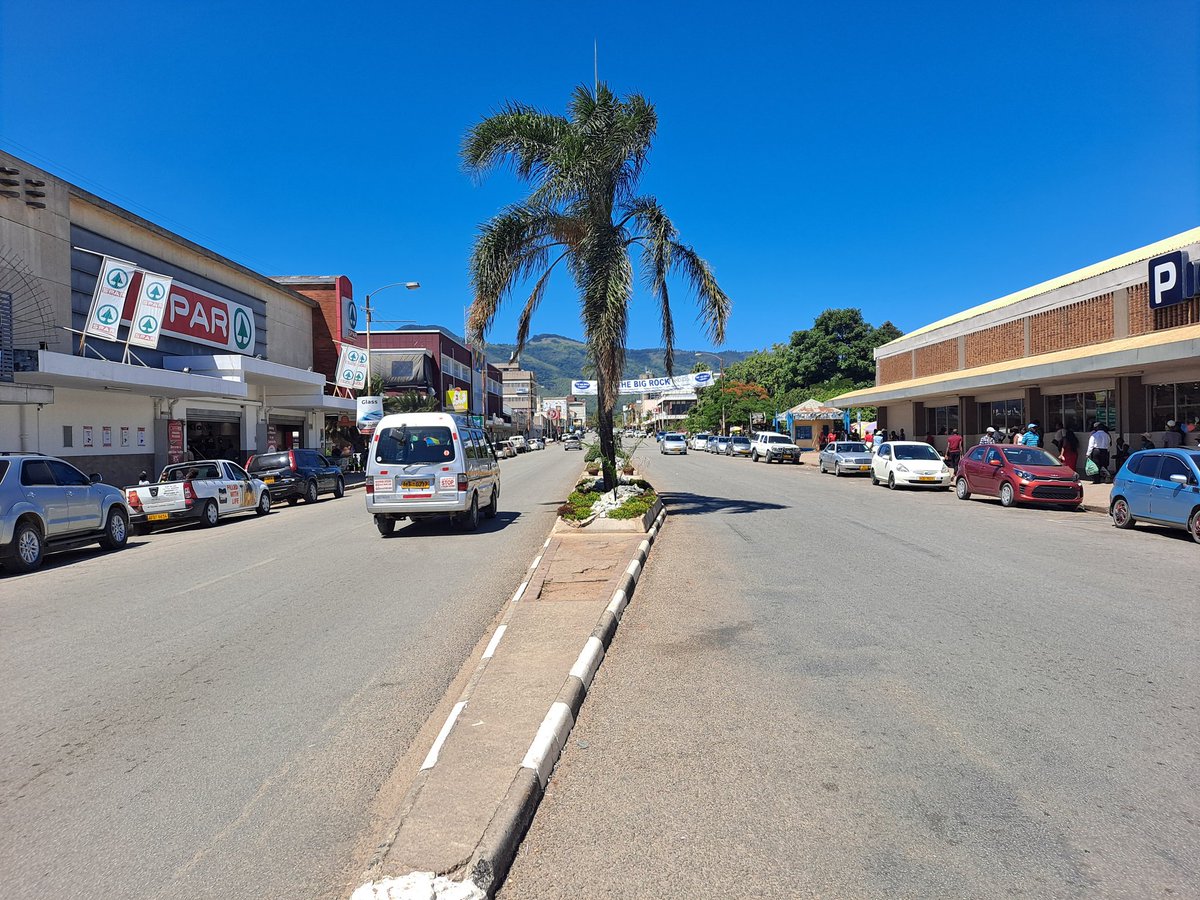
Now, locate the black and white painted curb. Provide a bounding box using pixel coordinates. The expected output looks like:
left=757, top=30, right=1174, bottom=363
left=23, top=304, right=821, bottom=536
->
left=352, top=506, right=667, bottom=900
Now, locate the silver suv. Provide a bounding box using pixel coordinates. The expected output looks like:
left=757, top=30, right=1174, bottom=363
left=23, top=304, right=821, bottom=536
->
left=750, top=431, right=801, bottom=464
left=0, top=453, right=131, bottom=573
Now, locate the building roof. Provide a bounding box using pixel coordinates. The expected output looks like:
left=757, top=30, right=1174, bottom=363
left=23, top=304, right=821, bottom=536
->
left=786, top=398, right=844, bottom=419
left=880, top=227, right=1200, bottom=349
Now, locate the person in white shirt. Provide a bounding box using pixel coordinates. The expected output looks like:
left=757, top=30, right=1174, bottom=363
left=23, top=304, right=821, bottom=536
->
left=1086, top=422, right=1111, bottom=484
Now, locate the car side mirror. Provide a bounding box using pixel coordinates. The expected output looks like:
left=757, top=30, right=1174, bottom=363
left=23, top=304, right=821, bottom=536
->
left=1169, top=473, right=1188, bottom=485
left=988, top=459, right=1002, bottom=467
left=90, top=473, right=103, bottom=483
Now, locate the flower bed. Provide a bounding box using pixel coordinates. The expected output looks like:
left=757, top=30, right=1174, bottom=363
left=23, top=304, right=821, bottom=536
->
left=556, top=474, right=658, bottom=529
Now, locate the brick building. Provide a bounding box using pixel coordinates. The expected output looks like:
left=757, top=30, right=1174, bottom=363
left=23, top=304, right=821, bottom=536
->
left=832, top=228, right=1200, bottom=459
left=272, top=275, right=357, bottom=388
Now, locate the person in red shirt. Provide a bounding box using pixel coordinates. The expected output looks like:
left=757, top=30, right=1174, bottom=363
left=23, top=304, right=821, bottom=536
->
left=945, top=427, right=964, bottom=469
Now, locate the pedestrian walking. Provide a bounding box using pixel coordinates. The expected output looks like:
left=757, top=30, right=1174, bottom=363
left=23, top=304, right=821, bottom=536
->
left=945, top=427, right=964, bottom=469
left=1060, top=427, right=1079, bottom=473
left=1019, top=423, right=1040, bottom=446
left=872, top=430, right=884, bottom=451
left=979, top=426, right=997, bottom=444
left=1086, top=421, right=1111, bottom=484
left=1113, top=436, right=1131, bottom=472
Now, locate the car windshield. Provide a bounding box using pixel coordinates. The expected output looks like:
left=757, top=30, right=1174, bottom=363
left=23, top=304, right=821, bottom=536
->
left=375, top=425, right=456, bottom=464
left=835, top=442, right=867, bottom=453
left=768, top=435, right=791, bottom=444
left=894, top=444, right=942, bottom=461
left=1001, top=447, right=1060, bottom=467
left=731, top=437, right=750, bottom=446
left=247, top=452, right=290, bottom=472
left=665, top=434, right=683, bottom=440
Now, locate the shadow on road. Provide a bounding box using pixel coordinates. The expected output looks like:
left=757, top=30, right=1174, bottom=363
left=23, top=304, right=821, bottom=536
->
left=659, top=491, right=788, bottom=516
left=384, top=510, right=522, bottom=536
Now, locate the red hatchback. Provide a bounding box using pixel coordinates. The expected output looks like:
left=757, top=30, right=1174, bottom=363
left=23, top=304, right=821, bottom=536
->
left=955, top=444, right=1083, bottom=508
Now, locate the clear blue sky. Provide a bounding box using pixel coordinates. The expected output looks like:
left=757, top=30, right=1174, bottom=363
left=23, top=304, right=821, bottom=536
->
left=3, top=1, right=1197, bottom=357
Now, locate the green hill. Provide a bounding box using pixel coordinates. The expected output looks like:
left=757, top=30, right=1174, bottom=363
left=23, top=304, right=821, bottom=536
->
left=485, top=333, right=753, bottom=399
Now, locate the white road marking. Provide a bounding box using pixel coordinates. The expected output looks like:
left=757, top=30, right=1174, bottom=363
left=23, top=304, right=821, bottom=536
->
left=530, top=554, right=543, bottom=570
left=177, top=557, right=279, bottom=595
left=607, top=588, right=628, bottom=619
left=521, top=701, right=574, bottom=788
left=626, top=558, right=642, bottom=578
left=511, top=580, right=528, bottom=603
left=569, top=636, right=605, bottom=689
left=420, top=701, right=466, bottom=770
left=482, top=625, right=507, bottom=659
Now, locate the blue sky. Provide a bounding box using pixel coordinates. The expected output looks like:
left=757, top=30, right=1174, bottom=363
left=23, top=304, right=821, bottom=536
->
left=3, top=1, right=1197, bottom=358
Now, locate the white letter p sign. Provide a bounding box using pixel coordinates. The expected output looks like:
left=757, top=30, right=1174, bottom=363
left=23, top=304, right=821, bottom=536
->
left=1148, top=251, right=1185, bottom=309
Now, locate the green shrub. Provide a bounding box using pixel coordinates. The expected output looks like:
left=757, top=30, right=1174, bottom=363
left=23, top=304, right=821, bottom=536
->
left=607, top=491, right=658, bottom=520
left=559, top=488, right=602, bottom=521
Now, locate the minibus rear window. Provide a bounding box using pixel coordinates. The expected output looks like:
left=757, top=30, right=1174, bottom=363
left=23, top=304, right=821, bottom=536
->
left=375, top=426, right=456, bottom=464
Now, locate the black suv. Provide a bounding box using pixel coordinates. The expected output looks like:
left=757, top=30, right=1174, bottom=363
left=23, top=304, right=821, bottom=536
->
left=245, top=450, right=344, bottom=505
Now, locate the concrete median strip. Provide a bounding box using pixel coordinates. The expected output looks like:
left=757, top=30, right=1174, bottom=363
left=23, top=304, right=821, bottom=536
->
left=351, top=506, right=667, bottom=900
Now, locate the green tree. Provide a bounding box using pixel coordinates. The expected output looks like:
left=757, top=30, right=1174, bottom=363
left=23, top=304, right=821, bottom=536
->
left=462, top=84, right=730, bottom=489
left=786, top=308, right=901, bottom=387
left=684, top=379, right=773, bottom=434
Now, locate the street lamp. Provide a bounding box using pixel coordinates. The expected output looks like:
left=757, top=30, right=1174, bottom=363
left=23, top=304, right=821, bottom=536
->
left=362, top=281, right=420, bottom=394
left=695, top=351, right=726, bottom=435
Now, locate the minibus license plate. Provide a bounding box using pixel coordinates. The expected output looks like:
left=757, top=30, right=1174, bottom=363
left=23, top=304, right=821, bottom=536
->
left=401, top=479, right=430, bottom=490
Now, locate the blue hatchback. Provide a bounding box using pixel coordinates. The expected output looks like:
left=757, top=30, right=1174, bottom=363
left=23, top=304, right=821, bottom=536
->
left=1110, top=449, right=1200, bottom=543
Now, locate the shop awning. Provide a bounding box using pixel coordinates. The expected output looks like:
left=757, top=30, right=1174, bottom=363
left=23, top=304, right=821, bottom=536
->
left=371, top=348, right=433, bottom=391
left=17, top=350, right=247, bottom=400
left=785, top=398, right=845, bottom=419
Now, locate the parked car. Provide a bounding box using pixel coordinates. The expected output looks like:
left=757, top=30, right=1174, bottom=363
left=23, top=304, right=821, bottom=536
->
left=495, top=440, right=516, bottom=458
left=126, top=460, right=271, bottom=532
left=1109, top=448, right=1200, bottom=543
left=690, top=433, right=711, bottom=451
left=563, top=435, right=583, bottom=451
left=750, top=431, right=800, bottom=463
left=870, top=441, right=953, bottom=489
left=660, top=433, right=688, bottom=455
left=955, top=444, right=1082, bottom=508
left=819, top=440, right=873, bottom=476
left=527, top=438, right=544, bottom=451
left=245, top=449, right=345, bottom=505
left=726, top=436, right=752, bottom=457
left=511, top=435, right=528, bottom=453
left=365, top=412, right=499, bottom=535
left=1, top=453, right=130, bottom=573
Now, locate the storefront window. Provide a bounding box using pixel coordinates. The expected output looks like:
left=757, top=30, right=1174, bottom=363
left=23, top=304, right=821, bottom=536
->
left=1045, top=390, right=1114, bottom=432
left=1149, top=382, right=1200, bottom=431
left=925, top=405, right=959, bottom=435
left=980, top=398, right=1024, bottom=431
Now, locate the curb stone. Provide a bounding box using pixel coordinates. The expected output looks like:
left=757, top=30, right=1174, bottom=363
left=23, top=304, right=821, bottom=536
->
left=351, top=508, right=667, bottom=900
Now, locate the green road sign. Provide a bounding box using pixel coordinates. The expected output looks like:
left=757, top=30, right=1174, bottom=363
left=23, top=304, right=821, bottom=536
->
left=106, top=269, right=129, bottom=289
left=139, top=315, right=157, bottom=333
left=97, top=304, right=118, bottom=325
left=233, top=308, right=252, bottom=350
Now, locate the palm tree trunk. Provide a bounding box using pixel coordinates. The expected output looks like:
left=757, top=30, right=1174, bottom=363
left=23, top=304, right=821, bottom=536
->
left=597, top=377, right=618, bottom=492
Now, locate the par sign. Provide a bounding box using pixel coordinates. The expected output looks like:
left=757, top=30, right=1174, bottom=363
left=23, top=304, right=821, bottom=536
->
left=1149, top=250, right=1198, bottom=310
left=116, top=279, right=257, bottom=353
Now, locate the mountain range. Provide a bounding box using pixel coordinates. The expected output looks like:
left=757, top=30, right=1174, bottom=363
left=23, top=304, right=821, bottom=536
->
left=484, top=333, right=754, bottom=399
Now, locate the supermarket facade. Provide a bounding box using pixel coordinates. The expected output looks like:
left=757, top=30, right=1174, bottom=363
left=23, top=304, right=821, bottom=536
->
left=832, top=228, right=1200, bottom=451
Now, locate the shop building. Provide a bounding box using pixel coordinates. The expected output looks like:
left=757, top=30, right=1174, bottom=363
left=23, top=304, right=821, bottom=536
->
left=0, top=150, right=354, bottom=486
left=832, top=229, right=1200, bottom=459
left=494, top=360, right=538, bottom=433
left=644, top=389, right=697, bottom=433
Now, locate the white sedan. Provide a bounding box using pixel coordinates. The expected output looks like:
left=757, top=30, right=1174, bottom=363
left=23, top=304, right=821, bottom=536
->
left=870, top=441, right=953, bottom=490
left=659, top=433, right=688, bottom=455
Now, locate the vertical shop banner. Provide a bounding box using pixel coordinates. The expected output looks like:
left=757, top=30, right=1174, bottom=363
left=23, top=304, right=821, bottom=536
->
left=167, top=420, right=185, bottom=464
left=266, top=424, right=279, bottom=452
left=85, top=256, right=138, bottom=341
left=357, top=396, right=383, bottom=435
left=335, top=345, right=368, bottom=390
left=127, top=271, right=174, bottom=349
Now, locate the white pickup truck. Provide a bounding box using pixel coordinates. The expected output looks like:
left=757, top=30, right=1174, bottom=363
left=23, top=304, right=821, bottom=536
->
left=124, top=459, right=272, bottom=532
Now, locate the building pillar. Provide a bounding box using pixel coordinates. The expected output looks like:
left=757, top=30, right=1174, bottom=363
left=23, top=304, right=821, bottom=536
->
left=1024, top=386, right=1043, bottom=428
left=959, top=394, right=978, bottom=436
left=912, top=402, right=925, bottom=437
left=875, top=406, right=888, bottom=432
left=1112, top=287, right=1129, bottom=340
left=1119, top=375, right=1145, bottom=435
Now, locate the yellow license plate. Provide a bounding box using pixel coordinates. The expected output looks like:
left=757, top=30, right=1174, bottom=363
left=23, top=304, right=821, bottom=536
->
left=401, top=480, right=430, bottom=490
left=148, top=513, right=169, bottom=521
left=919, top=476, right=936, bottom=482
left=858, top=465, right=869, bottom=471
left=263, top=476, right=276, bottom=483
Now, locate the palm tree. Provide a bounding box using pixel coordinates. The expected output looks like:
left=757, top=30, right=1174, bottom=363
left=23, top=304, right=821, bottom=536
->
left=463, top=83, right=730, bottom=489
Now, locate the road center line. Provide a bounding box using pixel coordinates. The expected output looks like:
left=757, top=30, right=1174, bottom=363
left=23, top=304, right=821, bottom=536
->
left=177, top=557, right=279, bottom=595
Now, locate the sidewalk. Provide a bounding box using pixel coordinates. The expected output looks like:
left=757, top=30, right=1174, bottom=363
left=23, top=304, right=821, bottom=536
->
left=352, top=507, right=667, bottom=900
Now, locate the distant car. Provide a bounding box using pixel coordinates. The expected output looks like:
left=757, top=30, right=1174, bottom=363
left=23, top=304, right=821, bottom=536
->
left=0, top=453, right=130, bottom=573
left=870, top=441, right=953, bottom=490
left=563, top=435, right=583, bottom=451
left=655, top=431, right=665, bottom=442
left=819, top=441, right=873, bottom=476
left=511, top=435, right=528, bottom=453
left=246, top=449, right=345, bottom=505
left=691, top=433, right=711, bottom=451
left=1109, top=448, right=1200, bottom=543
left=706, top=436, right=720, bottom=453
left=527, top=438, right=544, bottom=451
left=955, top=444, right=1082, bottom=508
left=660, top=433, right=688, bottom=455
left=750, top=431, right=799, bottom=463
left=726, top=436, right=752, bottom=457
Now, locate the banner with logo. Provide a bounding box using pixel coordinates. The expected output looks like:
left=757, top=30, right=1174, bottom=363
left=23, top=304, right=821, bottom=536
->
left=446, top=388, right=469, bottom=412
left=127, top=271, right=174, bottom=349
left=341, top=293, right=358, bottom=339
left=335, top=345, right=369, bottom=390
left=569, top=371, right=719, bottom=396
left=541, top=398, right=566, bottom=420
left=85, top=256, right=138, bottom=341
left=357, top=396, right=383, bottom=435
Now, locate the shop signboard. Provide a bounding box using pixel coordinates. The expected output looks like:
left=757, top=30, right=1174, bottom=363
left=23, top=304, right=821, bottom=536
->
left=446, top=388, right=469, bottom=412
left=1149, top=250, right=1197, bottom=310
left=85, top=256, right=138, bottom=341
left=341, top=293, right=358, bottom=340
left=167, top=420, right=185, bottom=464
left=118, top=280, right=256, bottom=353
left=569, top=372, right=721, bottom=396
left=357, top=396, right=383, bottom=435
left=335, top=345, right=369, bottom=390
left=127, top=271, right=174, bottom=350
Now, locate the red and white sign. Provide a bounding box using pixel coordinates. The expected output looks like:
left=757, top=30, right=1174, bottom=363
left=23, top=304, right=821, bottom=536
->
left=120, top=274, right=257, bottom=354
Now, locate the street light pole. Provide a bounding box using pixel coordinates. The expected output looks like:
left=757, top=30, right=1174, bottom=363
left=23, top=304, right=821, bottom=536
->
left=362, top=281, right=421, bottom=396
left=695, top=351, right=725, bottom=434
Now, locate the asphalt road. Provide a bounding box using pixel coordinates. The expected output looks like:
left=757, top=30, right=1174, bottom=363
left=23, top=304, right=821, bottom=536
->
left=0, top=445, right=583, bottom=900
left=502, top=444, right=1199, bottom=899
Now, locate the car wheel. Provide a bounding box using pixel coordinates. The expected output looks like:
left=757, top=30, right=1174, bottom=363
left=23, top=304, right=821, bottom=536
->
left=887, top=473, right=897, bottom=490
left=999, top=482, right=1017, bottom=508
left=834, top=464, right=841, bottom=477
left=1110, top=497, right=1135, bottom=529
left=751, top=451, right=758, bottom=462
left=818, top=460, right=825, bottom=473
left=304, top=480, right=319, bottom=503
left=98, top=506, right=129, bottom=550
left=484, top=484, right=499, bottom=519
left=200, top=499, right=219, bottom=528
left=333, top=477, right=345, bottom=499
left=10, top=520, right=45, bottom=572
left=375, top=515, right=395, bottom=537
left=287, top=497, right=300, bottom=506
left=955, top=477, right=971, bottom=500
left=459, top=494, right=480, bottom=531
left=871, top=471, right=879, bottom=485
left=1189, top=509, right=1200, bottom=544
left=256, top=490, right=272, bottom=516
